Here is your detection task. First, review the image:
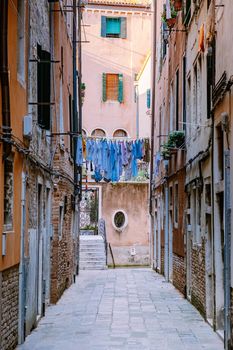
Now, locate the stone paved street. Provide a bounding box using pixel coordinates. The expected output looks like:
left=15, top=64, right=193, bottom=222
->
left=18, top=269, right=224, bottom=350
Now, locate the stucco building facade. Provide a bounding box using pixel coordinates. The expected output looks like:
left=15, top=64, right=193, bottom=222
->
left=0, top=1, right=79, bottom=349
left=150, top=0, right=232, bottom=348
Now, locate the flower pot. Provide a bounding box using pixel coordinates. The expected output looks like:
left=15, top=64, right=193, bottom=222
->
left=167, top=17, right=177, bottom=28
left=173, top=0, right=182, bottom=11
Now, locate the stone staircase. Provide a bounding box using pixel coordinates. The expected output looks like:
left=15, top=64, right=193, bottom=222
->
left=79, top=235, right=107, bottom=270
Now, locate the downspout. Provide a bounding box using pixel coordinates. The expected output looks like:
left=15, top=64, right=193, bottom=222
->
left=0, top=0, right=12, bottom=157
left=77, top=0, right=82, bottom=202
left=72, top=0, right=79, bottom=277
left=164, top=160, right=169, bottom=282
left=149, top=0, right=157, bottom=215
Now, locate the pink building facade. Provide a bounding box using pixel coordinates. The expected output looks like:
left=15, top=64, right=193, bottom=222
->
left=82, top=0, right=151, bottom=139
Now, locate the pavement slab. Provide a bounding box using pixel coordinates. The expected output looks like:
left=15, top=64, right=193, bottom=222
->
left=18, top=268, right=224, bottom=350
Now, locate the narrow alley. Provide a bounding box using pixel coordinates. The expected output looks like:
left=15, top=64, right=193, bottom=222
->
left=18, top=269, right=223, bottom=350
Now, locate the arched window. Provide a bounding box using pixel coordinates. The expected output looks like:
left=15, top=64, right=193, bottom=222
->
left=82, top=129, right=87, bottom=137
left=113, top=129, right=128, bottom=138
left=91, top=128, right=106, bottom=137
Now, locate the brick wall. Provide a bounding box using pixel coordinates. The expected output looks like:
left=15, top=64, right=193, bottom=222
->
left=173, top=253, right=186, bottom=295
left=191, top=239, right=206, bottom=318
left=0, top=265, right=19, bottom=350
left=51, top=178, right=76, bottom=304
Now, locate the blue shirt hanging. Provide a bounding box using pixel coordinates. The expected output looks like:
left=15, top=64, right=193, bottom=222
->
left=76, top=135, right=83, bottom=166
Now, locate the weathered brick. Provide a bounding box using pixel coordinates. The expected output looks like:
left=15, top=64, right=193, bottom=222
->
left=0, top=265, right=19, bottom=350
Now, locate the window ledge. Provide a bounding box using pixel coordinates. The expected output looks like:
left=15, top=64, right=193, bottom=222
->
left=3, top=228, right=14, bottom=235
left=104, top=100, right=120, bottom=104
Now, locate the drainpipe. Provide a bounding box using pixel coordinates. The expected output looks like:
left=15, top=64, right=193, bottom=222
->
left=18, top=173, right=27, bottom=344
left=164, top=160, right=169, bottom=282
left=149, top=0, right=157, bottom=215
left=0, top=0, right=12, bottom=157
left=77, top=0, right=83, bottom=202
left=72, top=0, right=79, bottom=277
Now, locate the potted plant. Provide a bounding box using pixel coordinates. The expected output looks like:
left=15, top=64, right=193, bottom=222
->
left=168, top=130, right=185, bottom=148
left=162, top=6, right=178, bottom=28
left=172, top=0, right=183, bottom=11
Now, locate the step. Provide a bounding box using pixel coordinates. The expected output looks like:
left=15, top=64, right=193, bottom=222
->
left=80, top=236, right=104, bottom=241
left=80, top=257, right=106, bottom=261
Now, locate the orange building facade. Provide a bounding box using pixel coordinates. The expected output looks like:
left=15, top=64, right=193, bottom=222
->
left=0, top=1, right=79, bottom=349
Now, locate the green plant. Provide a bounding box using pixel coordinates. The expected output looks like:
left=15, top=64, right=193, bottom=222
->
left=161, top=130, right=185, bottom=159
left=81, top=225, right=96, bottom=231
left=168, top=130, right=185, bottom=148
left=81, top=82, right=86, bottom=90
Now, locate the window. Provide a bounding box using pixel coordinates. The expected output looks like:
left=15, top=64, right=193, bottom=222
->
left=182, top=56, right=186, bottom=131
left=112, top=210, right=128, bottom=231
left=193, top=64, right=198, bottom=126
left=17, top=0, right=25, bottom=82
left=59, top=205, right=64, bottom=239
left=4, top=157, right=14, bottom=231
left=197, top=57, right=202, bottom=124
left=175, top=69, right=179, bottom=130
left=192, top=186, right=202, bottom=244
left=102, top=73, right=123, bottom=102
left=69, top=94, right=74, bottom=157
left=101, top=16, right=127, bottom=39
left=37, top=44, right=51, bottom=130
left=174, top=183, right=178, bottom=227
left=113, top=129, right=128, bottom=138
left=91, top=129, right=106, bottom=137
left=169, top=82, right=174, bottom=132
left=216, top=125, right=224, bottom=181
left=187, top=76, right=191, bottom=137
left=82, top=129, right=87, bottom=137
left=161, top=21, right=168, bottom=60
left=59, top=78, right=64, bottom=141
left=146, top=89, right=151, bottom=109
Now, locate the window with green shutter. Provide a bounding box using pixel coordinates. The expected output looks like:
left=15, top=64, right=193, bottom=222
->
left=101, top=16, right=127, bottom=39
left=102, top=73, right=123, bottom=103
left=146, top=89, right=151, bottom=109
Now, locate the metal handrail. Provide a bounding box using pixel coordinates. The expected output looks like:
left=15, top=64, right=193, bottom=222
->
left=98, top=218, right=108, bottom=266
left=108, top=243, right=115, bottom=269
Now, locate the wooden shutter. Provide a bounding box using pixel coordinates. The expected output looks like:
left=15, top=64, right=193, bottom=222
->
left=106, top=74, right=119, bottom=100
left=101, top=16, right=107, bottom=37
left=118, top=74, right=123, bottom=103
left=37, top=45, right=51, bottom=130
left=147, top=89, right=151, bottom=109
left=102, top=73, right=107, bottom=102
left=120, top=18, right=127, bottom=39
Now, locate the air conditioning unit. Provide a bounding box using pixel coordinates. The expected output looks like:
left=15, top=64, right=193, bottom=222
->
left=23, top=115, right=32, bottom=139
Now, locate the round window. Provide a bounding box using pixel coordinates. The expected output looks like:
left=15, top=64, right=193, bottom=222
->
left=112, top=210, right=128, bottom=231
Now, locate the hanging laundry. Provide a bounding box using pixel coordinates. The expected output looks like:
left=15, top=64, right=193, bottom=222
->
left=76, top=135, right=83, bottom=166
left=83, top=137, right=150, bottom=182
